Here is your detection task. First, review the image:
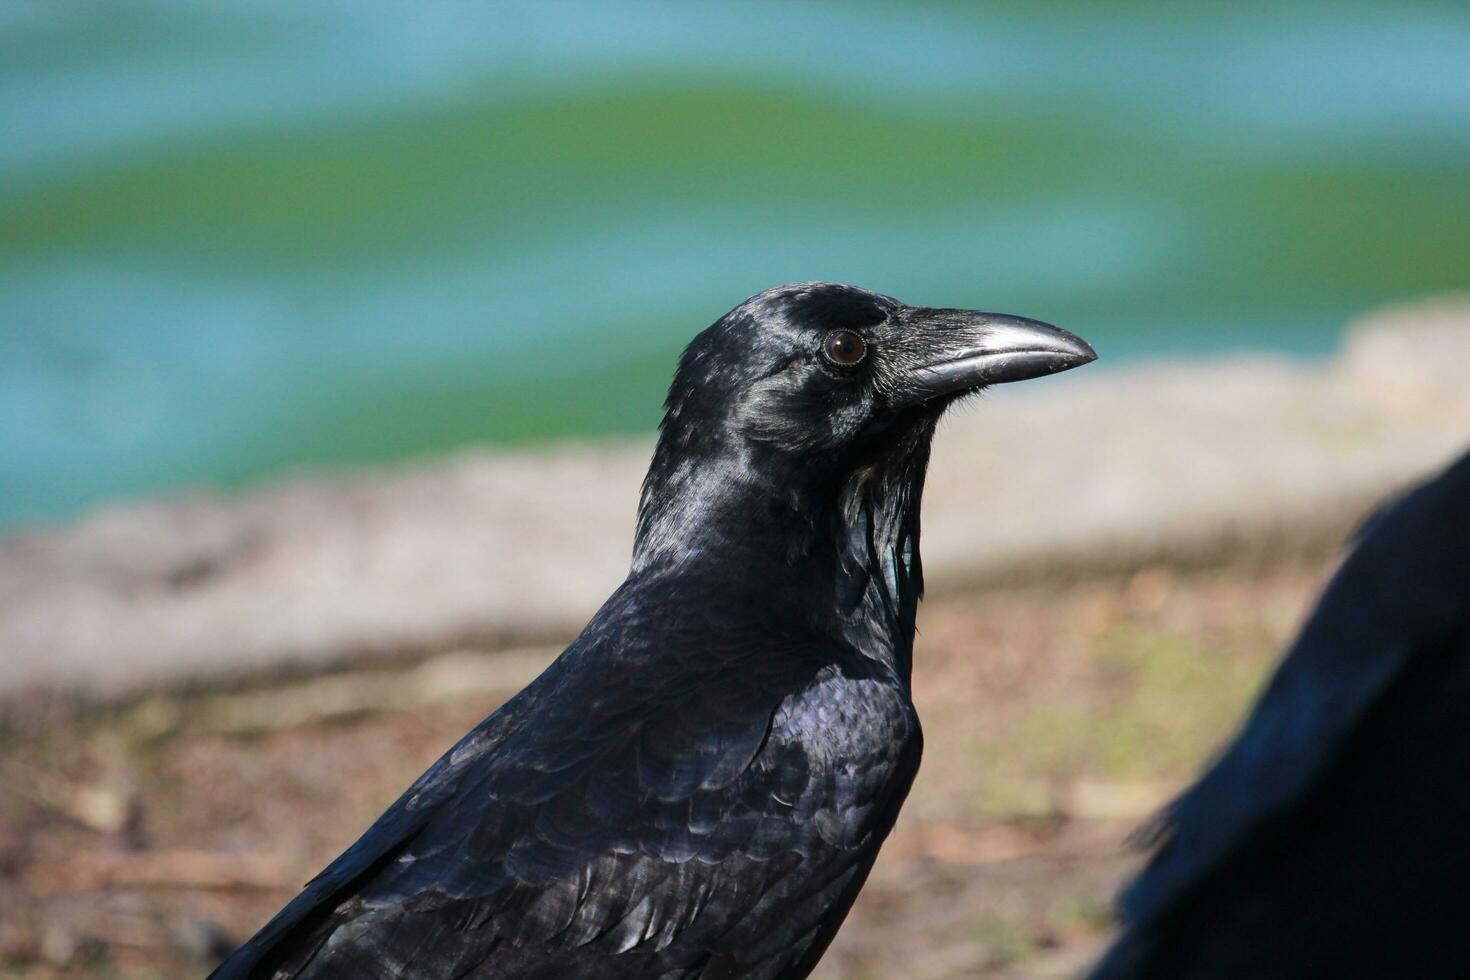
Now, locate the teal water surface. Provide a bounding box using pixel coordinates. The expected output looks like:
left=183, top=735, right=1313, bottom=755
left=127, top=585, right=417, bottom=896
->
left=4, top=1, right=1470, bottom=526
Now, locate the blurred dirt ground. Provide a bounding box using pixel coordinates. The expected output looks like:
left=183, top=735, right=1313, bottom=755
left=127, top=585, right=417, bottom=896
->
left=0, top=555, right=1334, bottom=979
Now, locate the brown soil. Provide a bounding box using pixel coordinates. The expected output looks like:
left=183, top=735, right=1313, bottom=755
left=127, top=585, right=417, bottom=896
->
left=0, top=556, right=1333, bottom=979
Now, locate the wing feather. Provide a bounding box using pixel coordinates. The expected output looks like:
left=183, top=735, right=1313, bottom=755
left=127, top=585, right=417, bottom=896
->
left=213, top=576, right=919, bottom=979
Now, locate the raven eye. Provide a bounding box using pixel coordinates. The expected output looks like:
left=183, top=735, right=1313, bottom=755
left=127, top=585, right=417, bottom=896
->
left=823, top=330, right=867, bottom=367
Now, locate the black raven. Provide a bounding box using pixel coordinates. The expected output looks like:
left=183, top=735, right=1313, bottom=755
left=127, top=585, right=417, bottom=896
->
left=211, top=282, right=1096, bottom=980
left=1092, top=447, right=1470, bottom=979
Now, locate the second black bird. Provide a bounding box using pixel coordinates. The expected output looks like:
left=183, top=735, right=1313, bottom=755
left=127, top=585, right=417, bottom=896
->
left=211, top=282, right=1096, bottom=979
left=1092, top=447, right=1470, bottom=979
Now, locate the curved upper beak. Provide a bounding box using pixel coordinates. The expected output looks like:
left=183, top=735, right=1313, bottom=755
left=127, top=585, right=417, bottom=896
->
left=889, top=308, right=1096, bottom=408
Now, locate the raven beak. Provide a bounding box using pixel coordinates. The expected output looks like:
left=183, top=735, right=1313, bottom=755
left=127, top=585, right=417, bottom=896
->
left=892, top=309, right=1096, bottom=407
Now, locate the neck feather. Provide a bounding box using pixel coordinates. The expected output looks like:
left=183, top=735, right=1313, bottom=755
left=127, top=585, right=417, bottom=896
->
left=632, top=421, right=935, bottom=683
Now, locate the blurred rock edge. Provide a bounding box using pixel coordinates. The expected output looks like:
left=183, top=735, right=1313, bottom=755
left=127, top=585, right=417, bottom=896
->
left=3, top=297, right=1468, bottom=703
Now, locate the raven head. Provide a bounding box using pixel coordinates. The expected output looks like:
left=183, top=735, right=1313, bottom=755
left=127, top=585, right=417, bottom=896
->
left=657, top=281, right=1094, bottom=459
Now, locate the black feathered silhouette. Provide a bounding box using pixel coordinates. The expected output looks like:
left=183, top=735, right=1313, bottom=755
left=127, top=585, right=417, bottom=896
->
left=1093, top=447, right=1470, bottom=979
left=210, top=282, right=1095, bottom=979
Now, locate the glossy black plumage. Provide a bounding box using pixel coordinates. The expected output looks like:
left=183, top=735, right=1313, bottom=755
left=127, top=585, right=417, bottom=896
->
left=211, top=282, right=1094, bottom=980
left=1093, top=448, right=1470, bottom=979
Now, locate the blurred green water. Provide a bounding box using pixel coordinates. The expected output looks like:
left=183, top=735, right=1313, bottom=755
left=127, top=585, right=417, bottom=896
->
left=3, top=1, right=1469, bottom=526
